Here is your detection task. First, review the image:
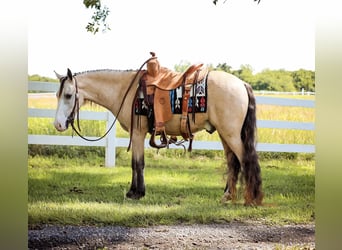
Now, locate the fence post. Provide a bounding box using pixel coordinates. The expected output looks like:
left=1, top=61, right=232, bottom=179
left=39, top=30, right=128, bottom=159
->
left=105, top=112, right=116, bottom=167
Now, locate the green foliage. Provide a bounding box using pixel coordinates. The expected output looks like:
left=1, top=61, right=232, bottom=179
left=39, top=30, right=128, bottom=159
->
left=212, top=63, right=315, bottom=92
left=28, top=74, right=58, bottom=82
left=253, top=69, right=296, bottom=91
left=292, top=69, right=315, bottom=92
left=232, top=64, right=254, bottom=83
left=214, top=62, right=233, bottom=73
left=83, top=0, right=100, bottom=8
left=83, top=0, right=110, bottom=34
left=175, top=61, right=314, bottom=92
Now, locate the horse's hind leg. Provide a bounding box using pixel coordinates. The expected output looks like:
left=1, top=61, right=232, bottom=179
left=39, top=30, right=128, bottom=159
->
left=220, top=135, right=243, bottom=203
left=222, top=151, right=241, bottom=203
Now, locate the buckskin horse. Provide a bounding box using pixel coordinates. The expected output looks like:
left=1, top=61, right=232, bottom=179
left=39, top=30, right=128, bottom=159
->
left=53, top=55, right=263, bottom=206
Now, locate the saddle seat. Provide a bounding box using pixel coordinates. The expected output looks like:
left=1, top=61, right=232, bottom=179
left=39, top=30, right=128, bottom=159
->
left=144, top=62, right=206, bottom=91
left=139, top=52, right=208, bottom=150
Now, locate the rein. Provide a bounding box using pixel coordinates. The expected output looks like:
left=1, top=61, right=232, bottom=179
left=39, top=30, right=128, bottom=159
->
left=67, top=77, right=116, bottom=142
left=66, top=56, right=155, bottom=142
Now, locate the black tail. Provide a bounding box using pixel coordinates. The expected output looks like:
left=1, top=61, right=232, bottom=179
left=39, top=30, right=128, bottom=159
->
left=241, top=83, right=263, bottom=205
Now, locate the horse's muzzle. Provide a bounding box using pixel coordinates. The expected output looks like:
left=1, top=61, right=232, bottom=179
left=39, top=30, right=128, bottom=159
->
left=54, top=120, right=67, bottom=132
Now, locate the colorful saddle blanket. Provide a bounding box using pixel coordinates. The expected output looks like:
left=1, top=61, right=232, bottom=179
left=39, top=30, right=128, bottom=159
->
left=134, top=74, right=208, bottom=116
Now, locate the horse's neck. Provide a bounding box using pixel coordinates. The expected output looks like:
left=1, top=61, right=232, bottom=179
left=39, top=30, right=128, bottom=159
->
left=77, top=71, right=137, bottom=114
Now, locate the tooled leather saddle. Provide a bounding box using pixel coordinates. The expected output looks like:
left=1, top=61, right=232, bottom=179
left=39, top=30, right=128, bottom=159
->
left=135, top=52, right=208, bottom=150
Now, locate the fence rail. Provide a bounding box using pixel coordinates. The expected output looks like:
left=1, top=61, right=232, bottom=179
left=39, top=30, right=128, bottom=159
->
left=28, top=81, right=315, bottom=167
left=255, top=90, right=315, bottom=96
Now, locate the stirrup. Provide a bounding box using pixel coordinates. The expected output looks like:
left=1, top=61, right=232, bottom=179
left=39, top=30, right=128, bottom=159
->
left=149, top=129, right=168, bottom=149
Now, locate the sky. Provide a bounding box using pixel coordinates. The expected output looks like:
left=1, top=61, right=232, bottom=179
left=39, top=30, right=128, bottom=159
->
left=28, top=0, right=315, bottom=78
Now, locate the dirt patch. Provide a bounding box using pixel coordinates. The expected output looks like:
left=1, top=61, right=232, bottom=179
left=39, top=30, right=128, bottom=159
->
left=29, top=222, right=315, bottom=249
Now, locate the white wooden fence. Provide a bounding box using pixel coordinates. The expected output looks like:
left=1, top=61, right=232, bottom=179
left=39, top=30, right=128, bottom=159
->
left=28, top=81, right=315, bottom=167
left=255, top=89, right=315, bottom=96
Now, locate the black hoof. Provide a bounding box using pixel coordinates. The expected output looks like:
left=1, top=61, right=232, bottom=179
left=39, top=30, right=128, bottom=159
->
left=126, top=190, right=145, bottom=199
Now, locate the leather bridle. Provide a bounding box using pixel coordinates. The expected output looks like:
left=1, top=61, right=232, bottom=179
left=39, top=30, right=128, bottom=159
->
left=63, top=73, right=125, bottom=142
left=65, top=77, right=80, bottom=131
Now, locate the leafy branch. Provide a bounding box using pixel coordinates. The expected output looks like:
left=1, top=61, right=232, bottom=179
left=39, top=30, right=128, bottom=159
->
left=83, top=0, right=261, bottom=35
left=84, top=0, right=110, bottom=34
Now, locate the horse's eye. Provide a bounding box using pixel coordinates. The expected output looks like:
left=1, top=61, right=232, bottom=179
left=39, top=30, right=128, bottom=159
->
left=64, top=94, right=72, bottom=99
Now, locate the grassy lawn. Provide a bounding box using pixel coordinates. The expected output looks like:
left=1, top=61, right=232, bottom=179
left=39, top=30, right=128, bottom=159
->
left=28, top=149, right=314, bottom=227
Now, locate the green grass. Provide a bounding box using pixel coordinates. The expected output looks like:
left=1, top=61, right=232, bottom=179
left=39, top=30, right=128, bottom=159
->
left=28, top=149, right=314, bottom=227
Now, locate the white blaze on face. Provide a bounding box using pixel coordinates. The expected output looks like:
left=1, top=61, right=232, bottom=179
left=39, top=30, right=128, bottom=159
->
left=54, top=81, right=76, bottom=132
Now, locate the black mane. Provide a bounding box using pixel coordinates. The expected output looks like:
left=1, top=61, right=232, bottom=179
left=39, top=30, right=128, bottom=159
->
left=74, top=69, right=136, bottom=76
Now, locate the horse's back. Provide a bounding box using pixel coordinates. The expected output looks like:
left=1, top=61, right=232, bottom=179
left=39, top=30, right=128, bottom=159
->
left=207, top=71, right=248, bottom=99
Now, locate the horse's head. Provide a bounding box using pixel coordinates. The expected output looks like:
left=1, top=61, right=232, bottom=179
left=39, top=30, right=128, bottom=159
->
left=54, top=68, right=83, bottom=132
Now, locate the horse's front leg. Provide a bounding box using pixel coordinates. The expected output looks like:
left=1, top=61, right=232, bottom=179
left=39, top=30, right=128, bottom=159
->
left=126, top=132, right=146, bottom=199
left=126, top=153, right=145, bottom=199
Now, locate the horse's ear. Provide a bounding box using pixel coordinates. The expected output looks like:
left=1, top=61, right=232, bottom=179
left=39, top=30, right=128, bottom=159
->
left=54, top=70, right=63, bottom=80
left=67, top=68, right=73, bottom=80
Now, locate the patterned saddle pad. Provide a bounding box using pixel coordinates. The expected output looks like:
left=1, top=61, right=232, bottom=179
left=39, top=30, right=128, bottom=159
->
left=134, top=74, right=208, bottom=116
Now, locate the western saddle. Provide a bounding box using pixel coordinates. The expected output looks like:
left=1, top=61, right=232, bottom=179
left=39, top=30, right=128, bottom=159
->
left=134, top=52, right=208, bottom=151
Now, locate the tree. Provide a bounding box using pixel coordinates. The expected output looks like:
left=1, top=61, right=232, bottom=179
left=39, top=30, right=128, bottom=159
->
left=292, top=69, right=315, bottom=92
left=214, top=62, right=233, bottom=74
left=253, top=69, right=296, bottom=91
left=232, top=64, right=254, bottom=84
left=83, top=0, right=261, bottom=34
left=28, top=74, right=58, bottom=83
